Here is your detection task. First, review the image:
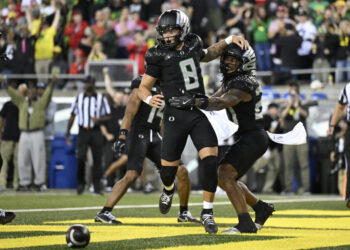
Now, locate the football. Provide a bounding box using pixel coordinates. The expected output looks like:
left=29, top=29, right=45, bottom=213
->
left=66, top=224, right=90, bottom=248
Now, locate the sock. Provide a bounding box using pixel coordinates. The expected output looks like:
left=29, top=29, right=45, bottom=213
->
left=238, top=213, right=254, bottom=224
left=252, top=200, right=266, bottom=212
left=101, top=207, right=112, bottom=213
left=164, top=183, right=175, bottom=195
left=180, top=206, right=188, bottom=214
left=202, top=208, right=213, bottom=215
left=203, top=201, right=213, bottom=209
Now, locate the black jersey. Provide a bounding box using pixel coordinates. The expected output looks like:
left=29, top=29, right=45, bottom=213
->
left=131, top=76, right=163, bottom=131
left=223, top=74, right=264, bottom=134
left=145, top=33, right=206, bottom=104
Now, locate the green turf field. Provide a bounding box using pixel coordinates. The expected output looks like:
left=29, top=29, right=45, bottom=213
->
left=1, top=191, right=350, bottom=249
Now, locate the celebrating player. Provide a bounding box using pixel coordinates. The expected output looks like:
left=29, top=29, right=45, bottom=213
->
left=138, top=9, right=249, bottom=233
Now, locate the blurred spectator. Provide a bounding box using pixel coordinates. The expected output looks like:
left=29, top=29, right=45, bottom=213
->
left=26, top=6, right=60, bottom=78
left=87, top=40, right=107, bottom=61
left=66, top=76, right=111, bottom=195
left=5, top=77, right=56, bottom=192
left=114, top=7, right=137, bottom=59
left=92, top=9, right=106, bottom=38
left=333, top=0, right=350, bottom=24
left=109, top=0, right=124, bottom=21
left=309, top=0, right=329, bottom=27
left=275, top=23, right=302, bottom=82
left=312, top=27, right=331, bottom=85
left=187, top=0, right=208, bottom=42
left=225, top=0, right=246, bottom=36
left=0, top=29, right=15, bottom=74
left=138, top=0, right=162, bottom=22
left=261, top=102, right=282, bottom=193
left=69, top=49, right=86, bottom=74
left=201, top=0, right=224, bottom=46
left=12, top=20, right=35, bottom=76
left=268, top=5, right=294, bottom=71
left=64, top=9, right=88, bottom=67
left=280, top=81, right=310, bottom=195
left=250, top=5, right=271, bottom=71
left=334, top=20, right=350, bottom=84
left=37, top=82, right=56, bottom=186
left=295, top=8, right=317, bottom=79
left=131, top=10, right=148, bottom=31
left=78, top=27, right=96, bottom=57
left=48, top=46, right=68, bottom=88
left=127, top=30, right=147, bottom=75
left=0, top=83, right=27, bottom=191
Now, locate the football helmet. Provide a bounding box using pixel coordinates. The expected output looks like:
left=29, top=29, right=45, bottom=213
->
left=156, top=9, right=190, bottom=49
left=220, top=43, right=256, bottom=78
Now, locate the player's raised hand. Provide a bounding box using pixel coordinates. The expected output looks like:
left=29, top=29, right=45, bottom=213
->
left=148, top=94, right=164, bottom=108
left=231, top=36, right=249, bottom=50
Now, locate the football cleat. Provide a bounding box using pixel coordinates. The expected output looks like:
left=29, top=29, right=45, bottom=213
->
left=66, top=224, right=90, bottom=248
left=222, top=223, right=257, bottom=234
left=94, top=211, right=122, bottom=224
left=159, top=189, right=174, bottom=214
left=255, top=202, right=275, bottom=229
left=200, top=213, right=218, bottom=234
left=0, top=209, right=15, bottom=225
left=178, top=211, right=200, bottom=223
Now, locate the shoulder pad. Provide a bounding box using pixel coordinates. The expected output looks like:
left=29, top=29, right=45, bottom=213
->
left=185, top=33, right=204, bottom=49
left=145, top=46, right=164, bottom=65
left=224, top=75, right=259, bottom=94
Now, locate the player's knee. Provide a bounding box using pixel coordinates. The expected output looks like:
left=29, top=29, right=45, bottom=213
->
left=124, top=170, right=139, bottom=184
left=160, top=166, right=178, bottom=186
left=201, top=156, right=218, bottom=193
left=176, top=166, right=188, bottom=181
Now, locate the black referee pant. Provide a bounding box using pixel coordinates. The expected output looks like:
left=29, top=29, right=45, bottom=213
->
left=76, top=128, right=104, bottom=193
left=344, top=128, right=350, bottom=200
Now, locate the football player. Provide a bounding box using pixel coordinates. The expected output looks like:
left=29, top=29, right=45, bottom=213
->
left=94, top=68, right=199, bottom=224
left=138, top=9, right=249, bottom=233
left=169, top=43, right=275, bottom=233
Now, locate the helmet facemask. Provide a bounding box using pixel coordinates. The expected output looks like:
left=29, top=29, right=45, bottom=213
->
left=156, top=26, right=183, bottom=49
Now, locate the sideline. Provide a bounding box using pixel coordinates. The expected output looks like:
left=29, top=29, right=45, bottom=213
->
left=11, top=196, right=344, bottom=213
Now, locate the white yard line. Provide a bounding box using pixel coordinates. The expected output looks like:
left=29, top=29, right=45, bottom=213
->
left=10, top=196, right=344, bottom=213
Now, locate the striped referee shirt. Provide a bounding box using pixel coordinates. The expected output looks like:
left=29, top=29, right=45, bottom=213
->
left=339, top=83, right=350, bottom=121
left=70, top=92, right=111, bottom=128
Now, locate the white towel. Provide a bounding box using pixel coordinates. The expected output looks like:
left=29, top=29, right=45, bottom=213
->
left=266, top=122, right=307, bottom=145
left=199, top=109, right=238, bottom=142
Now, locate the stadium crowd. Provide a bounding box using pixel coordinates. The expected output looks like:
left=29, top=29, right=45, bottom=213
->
left=0, top=0, right=349, bottom=202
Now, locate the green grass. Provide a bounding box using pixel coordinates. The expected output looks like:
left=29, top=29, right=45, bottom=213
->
left=0, top=191, right=349, bottom=249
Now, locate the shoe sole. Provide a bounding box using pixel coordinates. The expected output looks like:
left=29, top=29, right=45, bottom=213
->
left=177, top=218, right=200, bottom=223
left=94, top=217, right=122, bottom=224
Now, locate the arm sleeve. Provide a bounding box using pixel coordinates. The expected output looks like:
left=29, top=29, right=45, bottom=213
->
left=6, top=86, right=24, bottom=107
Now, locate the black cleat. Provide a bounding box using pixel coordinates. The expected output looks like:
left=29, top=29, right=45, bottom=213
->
left=222, top=222, right=257, bottom=234
left=0, top=209, right=15, bottom=225
left=95, top=211, right=122, bottom=224
left=255, top=202, right=275, bottom=229
left=200, top=213, right=218, bottom=234
left=178, top=211, right=200, bottom=223
left=159, top=188, right=174, bottom=214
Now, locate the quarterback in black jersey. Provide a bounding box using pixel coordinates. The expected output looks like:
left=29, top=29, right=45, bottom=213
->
left=170, top=43, right=275, bottom=234
left=94, top=68, right=199, bottom=224
left=138, top=9, right=249, bottom=234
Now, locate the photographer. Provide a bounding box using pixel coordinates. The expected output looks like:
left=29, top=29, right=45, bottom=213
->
left=280, top=81, right=309, bottom=195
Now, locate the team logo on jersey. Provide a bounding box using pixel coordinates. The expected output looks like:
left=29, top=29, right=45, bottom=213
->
left=138, top=134, right=144, bottom=139
left=169, top=116, right=175, bottom=122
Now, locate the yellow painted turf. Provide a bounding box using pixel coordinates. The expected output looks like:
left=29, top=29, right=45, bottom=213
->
left=0, top=210, right=350, bottom=249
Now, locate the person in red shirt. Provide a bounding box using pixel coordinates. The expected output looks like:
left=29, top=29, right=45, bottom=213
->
left=127, top=30, right=148, bottom=75
left=69, top=49, right=86, bottom=74
left=64, top=10, right=88, bottom=66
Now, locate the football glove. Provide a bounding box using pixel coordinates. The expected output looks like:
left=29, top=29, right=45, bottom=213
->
left=169, top=93, right=195, bottom=109
left=112, top=138, right=126, bottom=157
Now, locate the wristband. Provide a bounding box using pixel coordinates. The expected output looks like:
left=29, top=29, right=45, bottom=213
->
left=143, top=95, right=152, bottom=105
left=119, top=129, right=128, bottom=136
left=225, top=36, right=233, bottom=45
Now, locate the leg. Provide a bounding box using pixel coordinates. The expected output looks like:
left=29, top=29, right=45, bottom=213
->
left=176, top=166, right=190, bottom=207
left=76, top=132, right=89, bottom=194
left=105, top=155, right=128, bottom=177
left=17, top=133, right=32, bottom=188
left=0, top=141, right=12, bottom=189
left=296, top=143, right=310, bottom=193
left=90, top=131, right=104, bottom=193
left=95, top=170, right=139, bottom=224
left=31, top=131, right=46, bottom=187
left=262, top=148, right=280, bottom=193
left=283, top=145, right=296, bottom=193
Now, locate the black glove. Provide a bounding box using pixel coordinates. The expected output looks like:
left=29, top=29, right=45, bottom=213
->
left=169, top=94, right=195, bottom=109
left=112, top=138, right=126, bottom=157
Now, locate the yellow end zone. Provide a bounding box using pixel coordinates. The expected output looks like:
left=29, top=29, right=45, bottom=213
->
left=0, top=210, right=350, bottom=249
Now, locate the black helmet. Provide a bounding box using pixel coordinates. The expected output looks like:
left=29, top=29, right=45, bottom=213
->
left=220, top=43, right=256, bottom=78
left=156, top=9, right=190, bottom=49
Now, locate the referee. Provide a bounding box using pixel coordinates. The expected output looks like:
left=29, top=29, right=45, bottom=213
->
left=66, top=76, right=111, bottom=195
left=328, top=83, right=350, bottom=209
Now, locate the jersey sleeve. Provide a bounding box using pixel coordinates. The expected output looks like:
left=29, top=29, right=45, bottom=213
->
left=131, top=76, right=142, bottom=90
left=145, top=47, right=162, bottom=79
left=339, top=85, right=349, bottom=105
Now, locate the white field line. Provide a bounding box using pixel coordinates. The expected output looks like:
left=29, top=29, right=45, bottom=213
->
left=10, top=196, right=344, bottom=213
